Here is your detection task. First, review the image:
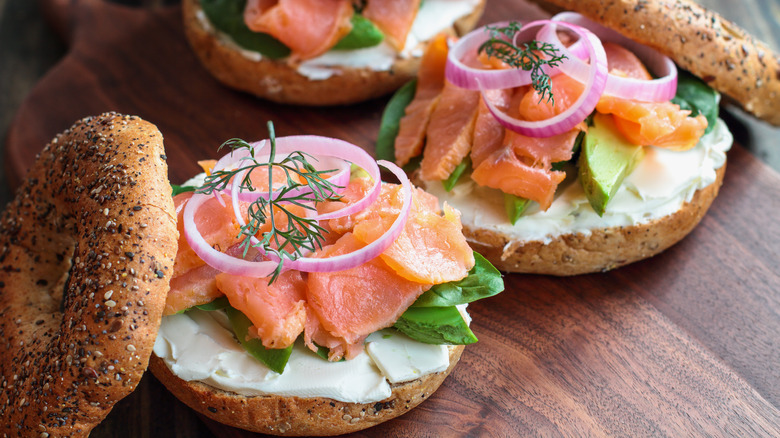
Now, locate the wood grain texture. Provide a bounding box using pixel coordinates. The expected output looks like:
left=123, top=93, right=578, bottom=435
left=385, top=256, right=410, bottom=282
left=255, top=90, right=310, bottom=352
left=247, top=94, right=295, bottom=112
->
left=1, top=0, right=779, bottom=437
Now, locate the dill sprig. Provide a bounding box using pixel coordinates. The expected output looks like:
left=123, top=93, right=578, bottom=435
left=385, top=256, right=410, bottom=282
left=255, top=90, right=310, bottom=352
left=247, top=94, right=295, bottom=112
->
left=197, top=122, right=343, bottom=282
left=478, top=22, right=567, bottom=105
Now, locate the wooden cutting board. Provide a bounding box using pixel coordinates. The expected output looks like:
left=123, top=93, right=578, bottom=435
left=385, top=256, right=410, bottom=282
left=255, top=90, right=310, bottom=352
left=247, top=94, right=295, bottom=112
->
left=5, top=0, right=780, bottom=436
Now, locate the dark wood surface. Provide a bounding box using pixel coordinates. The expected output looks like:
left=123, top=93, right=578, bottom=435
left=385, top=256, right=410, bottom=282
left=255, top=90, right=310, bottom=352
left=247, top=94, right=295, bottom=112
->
left=1, top=0, right=779, bottom=436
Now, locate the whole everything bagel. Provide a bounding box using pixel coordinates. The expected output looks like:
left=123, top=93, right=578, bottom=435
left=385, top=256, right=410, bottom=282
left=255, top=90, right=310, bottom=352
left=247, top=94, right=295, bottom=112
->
left=531, top=0, right=780, bottom=126
left=0, top=113, right=178, bottom=436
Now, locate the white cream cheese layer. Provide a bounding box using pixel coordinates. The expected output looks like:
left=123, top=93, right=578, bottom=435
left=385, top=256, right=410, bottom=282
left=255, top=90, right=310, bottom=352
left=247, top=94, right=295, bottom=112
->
left=154, top=309, right=453, bottom=404
left=197, top=0, right=482, bottom=80
left=425, top=118, right=732, bottom=245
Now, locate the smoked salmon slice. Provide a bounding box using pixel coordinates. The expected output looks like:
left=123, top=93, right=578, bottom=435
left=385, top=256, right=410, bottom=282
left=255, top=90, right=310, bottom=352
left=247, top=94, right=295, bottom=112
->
left=508, top=124, right=584, bottom=168
left=596, top=98, right=706, bottom=150
left=353, top=202, right=474, bottom=284
left=420, top=80, right=481, bottom=180
left=395, top=34, right=450, bottom=167
left=164, top=263, right=223, bottom=316
left=304, top=311, right=364, bottom=361
left=306, top=233, right=429, bottom=356
left=217, top=270, right=308, bottom=349
left=471, top=88, right=513, bottom=168
left=244, top=0, right=354, bottom=60
left=596, top=41, right=707, bottom=150
left=603, top=42, right=652, bottom=80
left=363, top=0, right=422, bottom=50
left=518, top=73, right=584, bottom=121
left=173, top=192, right=243, bottom=277
left=471, top=147, right=566, bottom=211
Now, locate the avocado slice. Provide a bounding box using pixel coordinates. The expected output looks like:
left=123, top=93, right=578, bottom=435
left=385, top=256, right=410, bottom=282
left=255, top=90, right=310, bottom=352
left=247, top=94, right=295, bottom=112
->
left=578, top=113, right=645, bottom=216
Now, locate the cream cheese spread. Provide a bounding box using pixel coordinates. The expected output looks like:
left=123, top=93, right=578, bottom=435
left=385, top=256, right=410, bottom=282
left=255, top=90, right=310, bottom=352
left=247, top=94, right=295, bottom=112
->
left=197, top=0, right=482, bottom=80
left=154, top=308, right=457, bottom=403
left=425, top=118, right=733, bottom=245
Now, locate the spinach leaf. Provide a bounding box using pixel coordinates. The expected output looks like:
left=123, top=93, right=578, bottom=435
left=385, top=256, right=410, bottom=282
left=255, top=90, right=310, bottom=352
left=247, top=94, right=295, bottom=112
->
left=413, top=252, right=503, bottom=307
left=394, top=306, right=477, bottom=345
left=201, top=0, right=290, bottom=59
left=671, top=69, right=720, bottom=134
left=333, top=14, right=384, bottom=50
left=225, top=306, right=293, bottom=374
left=172, top=184, right=196, bottom=196
left=504, top=194, right=531, bottom=225
left=376, top=79, right=417, bottom=162
left=194, top=296, right=231, bottom=311
left=442, top=157, right=471, bottom=192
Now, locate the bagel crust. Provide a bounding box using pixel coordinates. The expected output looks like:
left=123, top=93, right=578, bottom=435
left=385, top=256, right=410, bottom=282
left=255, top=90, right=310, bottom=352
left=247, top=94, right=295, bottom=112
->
left=463, top=164, right=725, bottom=275
left=149, top=345, right=465, bottom=436
left=532, top=0, right=780, bottom=126
left=0, top=113, right=178, bottom=436
left=182, top=0, right=485, bottom=105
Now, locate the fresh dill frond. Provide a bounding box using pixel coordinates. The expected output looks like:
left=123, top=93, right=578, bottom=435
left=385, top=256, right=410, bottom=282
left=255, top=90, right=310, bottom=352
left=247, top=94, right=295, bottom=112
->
left=197, top=122, right=343, bottom=282
left=478, top=22, right=567, bottom=105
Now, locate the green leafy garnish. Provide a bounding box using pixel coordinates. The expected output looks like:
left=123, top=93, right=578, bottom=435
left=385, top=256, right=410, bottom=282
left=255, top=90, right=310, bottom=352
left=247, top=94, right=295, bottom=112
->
left=225, top=306, right=293, bottom=374
left=194, top=296, right=231, bottom=311
left=333, top=13, right=384, bottom=50
left=671, top=69, right=720, bottom=134
left=442, top=157, right=472, bottom=192
left=478, top=22, right=566, bottom=104
left=394, top=306, right=478, bottom=345
left=200, top=0, right=290, bottom=59
left=413, top=252, right=503, bottom=307
left=197, top=122, right=342, bottom=282
left=172, top=184, right=197, bottom=196
left=504, top=194, right=531, bottom=225
left=376, top=79, right=417, bottom=162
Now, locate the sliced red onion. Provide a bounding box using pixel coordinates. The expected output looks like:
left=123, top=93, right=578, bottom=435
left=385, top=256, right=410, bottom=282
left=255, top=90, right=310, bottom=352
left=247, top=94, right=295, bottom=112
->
left=183, top=136, right=413, bottom=278
left=183, top=192, right=278, bottom=278
left=278, top=160, right=412, bottom=273
left=483, top=21, right=609, bottom=137
left=446, top=21, right=544, bottom=90
left=552, top=12, right=677, bottom=102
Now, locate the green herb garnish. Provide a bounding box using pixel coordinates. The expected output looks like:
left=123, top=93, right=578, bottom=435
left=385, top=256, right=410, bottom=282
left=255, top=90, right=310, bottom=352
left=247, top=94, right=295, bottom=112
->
left=196, top=122, right=342, bottom=282
left=172, top=184, right=196, bottom=196
left=478, top=22, right=567, bottom=104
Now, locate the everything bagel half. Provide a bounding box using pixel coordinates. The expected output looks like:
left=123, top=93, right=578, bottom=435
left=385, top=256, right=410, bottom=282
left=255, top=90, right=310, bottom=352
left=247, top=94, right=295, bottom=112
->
left=0, top=113, right=178, bottom=436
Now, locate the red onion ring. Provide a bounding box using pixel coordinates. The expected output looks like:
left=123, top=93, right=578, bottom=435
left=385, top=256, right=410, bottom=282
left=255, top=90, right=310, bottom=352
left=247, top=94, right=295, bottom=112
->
left=183, top=136, right=414, bottom=278
left=482, top=21, right=609, bottom=137
left=445, top=21, right=543, bottom=90
left=280, top=160, right=412, bottom=273
left=183, top=192, right=278, bottom=278
left=551, top=12, right=677, bottom=102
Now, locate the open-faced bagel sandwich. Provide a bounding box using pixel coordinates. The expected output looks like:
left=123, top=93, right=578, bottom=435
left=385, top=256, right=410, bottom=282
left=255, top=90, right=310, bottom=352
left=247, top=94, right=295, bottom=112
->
left=147, top=125, right=504, bottom=434
left=377, top=0, right=778, bottom=275
left=183, top=0, right=487, bottom=105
